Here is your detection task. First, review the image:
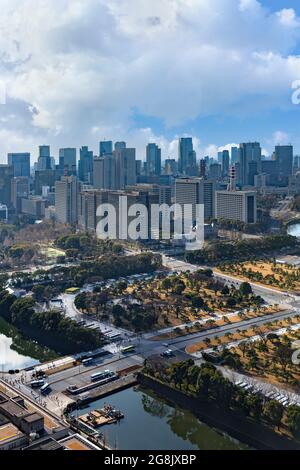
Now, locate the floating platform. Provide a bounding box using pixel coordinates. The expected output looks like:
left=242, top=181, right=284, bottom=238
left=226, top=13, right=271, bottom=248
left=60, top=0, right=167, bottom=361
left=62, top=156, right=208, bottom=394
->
left=79, top=404, right=124, bottom=428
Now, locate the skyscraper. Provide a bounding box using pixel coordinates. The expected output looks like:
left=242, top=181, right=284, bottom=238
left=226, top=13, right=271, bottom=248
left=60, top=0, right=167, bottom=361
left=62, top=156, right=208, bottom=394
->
left=215, top=190, right=257, bottom=224
left=7, top=153, right=30, bottom=177
left=78, top=146, right=94, bottom=184
left=115, top=142, right=126, bottom=151
left=231, top=147, right=238, bottom=164
left=59, top=148, right=77, bottom=176
left=11, top=177, right=29, bottom=212
left=238, top=142, right=261, bottom=186
left=0, top=165, right=14, bottom=206
left=99, top=141, right=113, bottom=156
left=221, top=150, right=230, bottom=177
left=37, top=145, right=52, bottom=170
left=178, top=138, right=197, bottom=176
left=115, top=148, right=136, bottom=189
left=93, top=155, right=116, bottom=190
left=55, top=176, right=80, bottom=224
left=274, top=145, right=293, bottom=184
left=146, top=143, right=161, bottom=176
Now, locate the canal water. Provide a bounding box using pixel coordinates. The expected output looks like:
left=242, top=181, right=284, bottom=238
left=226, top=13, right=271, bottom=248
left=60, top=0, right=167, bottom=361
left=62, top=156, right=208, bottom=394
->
left=288, top=223, right=300, bottom=238
left=0, top=317, right=58, bottom=371
left=77, top=387, right=249, bottom=450
left=0, top=332, right=39, bottom=371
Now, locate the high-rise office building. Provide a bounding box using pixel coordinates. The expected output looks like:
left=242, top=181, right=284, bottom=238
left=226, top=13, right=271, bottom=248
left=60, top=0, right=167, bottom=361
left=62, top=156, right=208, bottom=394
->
left=93, top=156, right=116, bottom=190
left=215, top=190, right=257, bottom=224
left=78, top=146, right=93, bottom=184
left=99, top=141, right=113, bottom=156
left=164, top=159, right=178, bottom=175
left=34, top=169, right=56, bottom=195
left=199, top=159, right=206, bottom=178
left=115, top=148, right=136, bottom=189
left=0, top=165, right=14, bottom=206
left=221, top=150, right=230, bottom=177
left=175, top=177, right=215, bottom=224
left=7, top=153, right=30, bottom=177
left=209, top=162, right=222, bottom=179
left=238, top=142, right=261, bottom=186
left=178, top=138, right=197, bottom=176
left=274, top=145, right=293, bottom=184
left=55, top=176, right=80, bottom=224
left=78, top=189, right=109, bottom=231
left=146, top=143, right=161, bottom=176
left=231, top=147, right=238, bottom=164
left=114, top=142, right=126, bottom=151
left=11, top=177, right=29, bottom=212
left=37, top=146, right=52, bottom=171
left=59, top=148, right=77, bottom=176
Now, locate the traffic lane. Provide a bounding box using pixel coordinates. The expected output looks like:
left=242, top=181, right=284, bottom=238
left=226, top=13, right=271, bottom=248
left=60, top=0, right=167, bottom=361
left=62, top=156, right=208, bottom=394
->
left=165, top=308, right=299, bottom=351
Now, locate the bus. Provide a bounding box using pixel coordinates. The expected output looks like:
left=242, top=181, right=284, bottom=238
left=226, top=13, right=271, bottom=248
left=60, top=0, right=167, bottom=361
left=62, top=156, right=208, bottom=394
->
left=30, top=379, right=45, bottom=388
left=40, top=383, right=51, bottom=395
left=107, top=333, right=122, bottom=341
left=120, top=345, right=135, bottom=354
left=91, top=370, right=113, bottom=382
left=82, top=357, right=93, bottom=366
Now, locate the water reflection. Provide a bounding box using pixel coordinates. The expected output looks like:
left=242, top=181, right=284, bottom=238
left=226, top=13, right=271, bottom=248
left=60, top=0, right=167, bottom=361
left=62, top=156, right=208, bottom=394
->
left=77, top=387, right=248, bottom=450
left=0, top=333, right=39, bottom=371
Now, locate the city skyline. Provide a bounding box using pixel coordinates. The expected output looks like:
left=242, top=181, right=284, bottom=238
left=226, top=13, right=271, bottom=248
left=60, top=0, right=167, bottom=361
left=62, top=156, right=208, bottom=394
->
left=1, top=0, right=300, bottom=161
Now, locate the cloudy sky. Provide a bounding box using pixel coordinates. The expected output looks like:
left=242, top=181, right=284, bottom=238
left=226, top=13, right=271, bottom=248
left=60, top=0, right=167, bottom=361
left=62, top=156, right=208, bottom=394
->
left=1, top=0, right=300, bottom=162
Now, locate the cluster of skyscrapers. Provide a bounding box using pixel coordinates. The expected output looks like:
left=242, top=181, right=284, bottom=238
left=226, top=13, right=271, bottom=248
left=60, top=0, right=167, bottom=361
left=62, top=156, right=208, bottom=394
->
left=0, top=138, right=298, bottom=240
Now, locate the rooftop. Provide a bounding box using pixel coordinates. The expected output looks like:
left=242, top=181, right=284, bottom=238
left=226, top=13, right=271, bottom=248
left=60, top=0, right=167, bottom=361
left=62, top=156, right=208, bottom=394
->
left=0, top=423, right=23, bottom=443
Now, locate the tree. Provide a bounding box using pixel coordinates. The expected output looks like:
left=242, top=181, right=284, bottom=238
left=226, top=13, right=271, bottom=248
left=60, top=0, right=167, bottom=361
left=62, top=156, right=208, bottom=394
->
left=263, top=400, right=284, bottom=429
left=221, top=286, right=230, bottom=296
left=286, top=405, right=300, bottom=436
left=239, top=282, right=253, bottom=297
left=275, top=344, right=292, bottom=379
left=161, top=278, right=172, bottom=291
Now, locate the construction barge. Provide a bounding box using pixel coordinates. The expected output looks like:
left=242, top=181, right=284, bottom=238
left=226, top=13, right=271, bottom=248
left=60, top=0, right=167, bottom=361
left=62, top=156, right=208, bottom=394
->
left=79, top=404, right=124, bottom=428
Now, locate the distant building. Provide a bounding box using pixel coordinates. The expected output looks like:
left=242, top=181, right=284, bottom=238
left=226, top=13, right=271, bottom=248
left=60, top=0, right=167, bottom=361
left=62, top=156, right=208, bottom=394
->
left=78, top=189, right=108, bottom=232
left=0, top=165, right=14, bottom=206
left=34, top=169, right=56, bottom=195
left=209, top=162, right=222, bottom=179
left=99, top=141, right=113, bottom=156
left=8, top=153, right=30, bottom=177
left=221, top=150, right=230, bottom=177
left=238, top=142, right=261, bottom=186
left=215, top=190, right=257, bottom=224
left=146, top=143, right=161, bottom=176
left=59, top=148, right=77, bottom=176
left=78, top=146, right=93, bottom=184
left=55, top=176, right=80, bottom=224
left=274, top=145, right=293, bottom=185
left=114, top=141, right=126, bottom=151
left=175, top=177, right=215, bottom=224
left=164, top=159, right=178, bottom=176
left=0, top=204, right=8, bottom=222
left=21, top=196, right=46, bottom=219
left=37, top=145, right=52, bottom=171
left=178, top=137, right=197, bottom=176
left=93, top=155, right=116, bottom=190
left=115, top=148, right=136, bottom=189
left=11, top=177, right=29, bottom=212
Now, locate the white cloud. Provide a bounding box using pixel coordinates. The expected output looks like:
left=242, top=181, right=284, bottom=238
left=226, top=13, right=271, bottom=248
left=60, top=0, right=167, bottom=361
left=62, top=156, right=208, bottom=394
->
left=0, top=0, right=300, bottom=161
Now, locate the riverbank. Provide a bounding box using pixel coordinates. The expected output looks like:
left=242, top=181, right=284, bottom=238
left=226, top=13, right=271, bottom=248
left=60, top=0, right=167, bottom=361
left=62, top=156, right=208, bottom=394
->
left=0, top=317, right=58, bottom=370
left=138, top=373, right=300, bottom=450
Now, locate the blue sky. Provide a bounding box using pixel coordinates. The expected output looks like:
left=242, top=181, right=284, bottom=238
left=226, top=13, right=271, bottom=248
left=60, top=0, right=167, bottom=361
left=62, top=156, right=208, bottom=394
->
left=1, top=0, right=300, bottom=160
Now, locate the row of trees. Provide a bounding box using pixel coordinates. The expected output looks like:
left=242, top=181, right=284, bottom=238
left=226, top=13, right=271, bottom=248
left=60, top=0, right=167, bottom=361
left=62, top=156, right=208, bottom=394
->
left=55, top=233, right=123, bottom=259
left=10, top=252, right=162, bottom=290
left=0, top=291, right=104, bottom=354
left=144, top=359, right=300, bottom=437
left=186, top=235, right=298, bottom=265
